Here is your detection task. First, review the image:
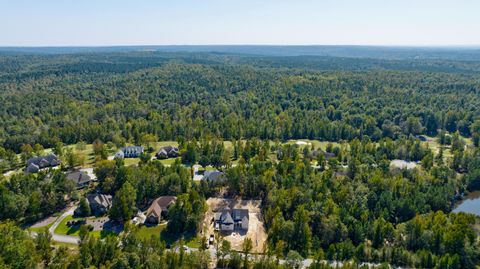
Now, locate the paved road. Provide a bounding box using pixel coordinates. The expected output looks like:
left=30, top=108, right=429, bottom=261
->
left=48, top=206, right=80, bottom=244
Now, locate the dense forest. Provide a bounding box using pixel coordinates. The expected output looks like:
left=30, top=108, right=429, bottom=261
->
left=0, top=51, right=480, bottom=154
left=1, top=48, right=480, bottom=268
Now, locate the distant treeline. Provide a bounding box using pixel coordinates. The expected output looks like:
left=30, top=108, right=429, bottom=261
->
left=0, top=52, right=480, bottom=152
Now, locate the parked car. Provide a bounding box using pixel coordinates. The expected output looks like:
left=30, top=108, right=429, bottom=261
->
left=209, top=234, right=214, bottom=245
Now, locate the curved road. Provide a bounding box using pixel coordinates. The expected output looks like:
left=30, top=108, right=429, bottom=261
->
left=48, top=206, right=80, bottom=244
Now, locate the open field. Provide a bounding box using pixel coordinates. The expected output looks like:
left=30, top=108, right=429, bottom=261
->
left=204, top=198, right=267, bottom=253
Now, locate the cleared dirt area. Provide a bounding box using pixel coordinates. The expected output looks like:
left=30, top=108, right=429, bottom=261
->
left=204, top=198, right=267, bottom=253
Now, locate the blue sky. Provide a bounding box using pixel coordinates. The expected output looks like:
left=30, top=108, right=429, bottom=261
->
left=1, top=0, right=479, bottom=46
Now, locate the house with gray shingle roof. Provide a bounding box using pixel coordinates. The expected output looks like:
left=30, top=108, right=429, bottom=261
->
left=156, top=145, right=179, bottom=159
left=214, top=208, right=249, bottom=232
left=66, top=171, right=92, bottom=189
left=202, top=170, right=226, bottom=182
left=26, top=154, right=61, bottom=173
left=115, top=146, right=144, bottom=159
left=145, top=196, right=177, bottom=224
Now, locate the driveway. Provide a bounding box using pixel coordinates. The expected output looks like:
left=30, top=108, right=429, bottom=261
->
left=48, top=206, right=80, bottom=244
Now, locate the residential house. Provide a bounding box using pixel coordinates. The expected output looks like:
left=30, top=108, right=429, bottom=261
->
left=115, top=146, right=144, bottom=159
left=155, top=145, right=179, bottom=159
left=145, top=196, right=177, bottom=224
left=66, top=171, right=92, bottom=189
left=85, top=193, right=112, bottom=215
left=202, top=170, right=226, bottom=182
left=214, top=208, right=249, bottom=232
left=26, top=154, right=61, bottom=173
left=311, top=150, right=336, bottom=160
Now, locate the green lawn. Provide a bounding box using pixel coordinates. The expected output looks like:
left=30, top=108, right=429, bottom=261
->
left=124, top=158, right=140, bottom=166
left=150, top=141, right=179, bottom=148
left=54, top=215, right=83, bottom=236
left=55, top=215, right=118, bottom=238
left=158, top=157, right=181, bottom=166
left=135, top=223, right=167, bottom=240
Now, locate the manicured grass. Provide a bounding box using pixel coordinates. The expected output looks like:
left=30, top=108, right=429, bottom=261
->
left=54, top=215, right=83, bottom=236
left=158, top=157, right=181, bottom=166
left=135, top=223, right=167, bottom=240
left=184, top=237, right=202, bottom=248
left=90, top=230, right=118, bottom=238
left=55, top=215, right=118, bottom=238
left=150, top=141, right=179, bottom=148
left=124, top=158, right=140, bottom=166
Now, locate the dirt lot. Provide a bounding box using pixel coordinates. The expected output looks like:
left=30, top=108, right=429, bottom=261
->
left=204, top=198, right=267, bottom=253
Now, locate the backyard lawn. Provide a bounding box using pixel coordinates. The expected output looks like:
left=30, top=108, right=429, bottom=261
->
left=134, top=223, right=167, bottom=240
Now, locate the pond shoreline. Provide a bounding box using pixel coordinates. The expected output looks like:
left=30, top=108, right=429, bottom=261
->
left=453, top=190, right=480, bottom=216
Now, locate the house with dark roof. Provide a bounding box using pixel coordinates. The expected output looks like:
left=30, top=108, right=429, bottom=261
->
left=311, top=150, right=336, bottom=160
left=26, top=154, right=61, bottom=173
left=156, top=145, right=179, bottom=159
left=66, top=171, right=92, bottom=189
left=85, top=193, right=112, bottom=215
left=145, top=196, right=177, bottom=224
left=115, top=146, right=144, bottom=159
left=202, top=170, right=226, bottom=182
left=214, top=208, right=249, bottom=232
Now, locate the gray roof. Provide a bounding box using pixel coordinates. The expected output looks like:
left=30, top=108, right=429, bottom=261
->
left=67, top=171, right=92, bottom=185
left=26, top=154, right=61, bottom=168
left=156, top=146, right=179, bottom=158
left=26, top=163, right=40, bottom=173
left=217, top=208, right=249, bottom=225
left=202, top=170, right=226, bottom=182
left=122, top=146, right=144, bottom=155
left=87, top=193, right=112, bottom=208
left=311, top=150, right=336, bottom=159
left=220, top=210, right=234, bottom=225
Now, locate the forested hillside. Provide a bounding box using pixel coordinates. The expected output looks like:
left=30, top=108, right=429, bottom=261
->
left=1, top=49, right=480, bottom=269
left=1, top=51, right=479, bottom=153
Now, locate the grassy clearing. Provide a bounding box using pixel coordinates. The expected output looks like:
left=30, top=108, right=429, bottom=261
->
left=158, top=157, right=181, bottom=166
left=124, top=158, right=140, bottom=166
left=150, top=141, right=179, bottom=148
left=54, top=215, right=83, bottom=236
left=135, top=224, right=167, bottom=240
left=133, top=223, right=201, bottom=247
left=286, top=139, right=342, bottom=151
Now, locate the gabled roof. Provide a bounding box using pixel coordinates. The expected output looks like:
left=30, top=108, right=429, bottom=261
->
left=26, top=163, right=40, bottom=173
left=311, top=150, right=335, bottom=159
left=231, top=209, right=249, bottom=221
left=145, top=196, right=177, bottom=218
left=202, top=170, right=225, bottom=182
left=26, top=154, right=61, bottom=168
left=67, top=171, right=92, bottom=185
left=122, top=146, right=144, bottom=155
left=220, top=210, right=234, bottom=225
left=87, top=193, right=112, bottom=208
left=217, top=208, right=249, bottom=225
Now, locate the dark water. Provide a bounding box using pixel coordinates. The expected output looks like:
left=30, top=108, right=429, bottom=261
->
left=453, top=191, right=480, bottom=216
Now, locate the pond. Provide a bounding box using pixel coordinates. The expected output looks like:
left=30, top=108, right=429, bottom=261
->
left=453, top=191, right=480, bottom=216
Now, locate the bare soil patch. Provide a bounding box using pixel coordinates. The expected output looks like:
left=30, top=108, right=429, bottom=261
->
left=204, top=198, right=267, bottom=253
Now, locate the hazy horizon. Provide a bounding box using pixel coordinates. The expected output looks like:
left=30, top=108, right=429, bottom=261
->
left=2, top=0, right=480, bottom=47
